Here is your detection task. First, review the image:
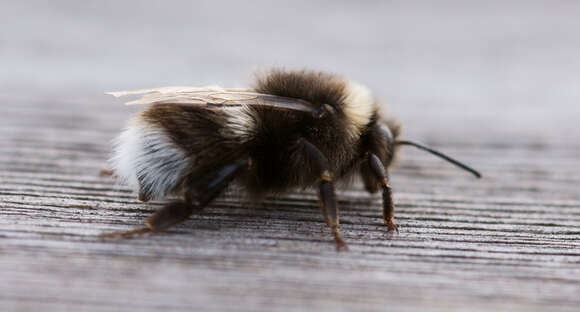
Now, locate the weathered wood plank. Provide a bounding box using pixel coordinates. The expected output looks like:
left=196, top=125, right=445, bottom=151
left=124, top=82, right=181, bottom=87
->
left=2, top=92, right=579, bottom=311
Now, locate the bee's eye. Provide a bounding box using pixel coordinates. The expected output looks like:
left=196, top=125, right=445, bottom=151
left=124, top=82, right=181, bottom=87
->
left=378, top=124, right=394, bottom=147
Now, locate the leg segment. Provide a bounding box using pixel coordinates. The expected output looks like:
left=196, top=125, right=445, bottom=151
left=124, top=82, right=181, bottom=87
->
left=101, top=160, right=248, bottom=238
left=147, top=161, right=248, bottom=232
left=302, top=140, right=347, bottom=250
left=367, top=153, right=398, bottom=232
left=100, top=168, right=118, bottom=178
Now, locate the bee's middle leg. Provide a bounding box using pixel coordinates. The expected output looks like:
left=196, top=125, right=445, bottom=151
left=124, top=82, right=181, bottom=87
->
left=301, top=140, right=347, bottom=250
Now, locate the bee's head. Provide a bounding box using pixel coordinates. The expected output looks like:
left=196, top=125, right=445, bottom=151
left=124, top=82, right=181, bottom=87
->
left=360, top=120, right=399, bottom=193
left=362, top=119, right=480, bottom=194
left=368, top=120, right=401, bottom=168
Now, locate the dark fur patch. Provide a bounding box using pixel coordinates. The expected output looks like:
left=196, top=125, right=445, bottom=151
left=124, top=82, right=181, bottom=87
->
left=253, top=69, right=348, bottom=111
left=141, top=105, right=247, bottom=185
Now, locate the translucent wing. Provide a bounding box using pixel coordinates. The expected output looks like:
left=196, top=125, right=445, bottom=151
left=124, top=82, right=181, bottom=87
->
left=106, top=86, right=319, bottom=114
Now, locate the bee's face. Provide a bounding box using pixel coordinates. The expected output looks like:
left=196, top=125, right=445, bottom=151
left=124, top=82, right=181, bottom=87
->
left=381, top=124, right=396, bottom=165
left=374, top=122, right=400, bottom=168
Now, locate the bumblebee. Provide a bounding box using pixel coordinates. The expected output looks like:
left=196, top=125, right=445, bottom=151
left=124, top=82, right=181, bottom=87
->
left=104, top=69, right=480, bottom=249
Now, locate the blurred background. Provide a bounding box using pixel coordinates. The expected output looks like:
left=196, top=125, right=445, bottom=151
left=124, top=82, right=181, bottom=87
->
left=2, top=0, right=578, bottom=143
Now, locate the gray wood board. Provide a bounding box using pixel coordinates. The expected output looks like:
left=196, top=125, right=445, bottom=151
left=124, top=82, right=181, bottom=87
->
left=2, top=93, right=579, bottom=312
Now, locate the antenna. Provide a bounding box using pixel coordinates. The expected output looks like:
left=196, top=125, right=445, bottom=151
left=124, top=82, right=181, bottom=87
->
left=395, top=140, right=481, bottom=178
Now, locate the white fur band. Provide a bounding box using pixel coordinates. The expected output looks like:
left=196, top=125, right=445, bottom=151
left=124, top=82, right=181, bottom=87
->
left=111, top=116, right=187, bottom=199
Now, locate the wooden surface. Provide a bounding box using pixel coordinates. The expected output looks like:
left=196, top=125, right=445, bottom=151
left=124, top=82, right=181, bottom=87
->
left=1, top=1, right=580, bottom=311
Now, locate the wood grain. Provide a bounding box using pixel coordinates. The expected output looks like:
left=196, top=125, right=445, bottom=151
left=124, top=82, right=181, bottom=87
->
left=2, top=92, right=579, bottom=312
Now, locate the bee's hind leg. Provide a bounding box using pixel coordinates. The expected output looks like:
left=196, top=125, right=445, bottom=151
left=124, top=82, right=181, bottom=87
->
left=99, top=169, right=117, bottom=178
left=146, top=160, right=248, bottom=233
left=100, top=160, right=248, bottom=238
left=99, top=200, right=196, bottom=239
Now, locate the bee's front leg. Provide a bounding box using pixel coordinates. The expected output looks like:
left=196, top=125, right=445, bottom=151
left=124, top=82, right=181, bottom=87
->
left=367, top=153, right=398, bottom=233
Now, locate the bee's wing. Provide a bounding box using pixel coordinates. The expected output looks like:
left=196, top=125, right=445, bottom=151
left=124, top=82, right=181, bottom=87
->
left=106, top=86, right=318, bottom=114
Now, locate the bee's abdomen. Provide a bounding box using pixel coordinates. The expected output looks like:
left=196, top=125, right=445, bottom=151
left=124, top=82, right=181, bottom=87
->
left=111, top=116, right=188, bottom=200
left=112, top=104, right=254, bottom=200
